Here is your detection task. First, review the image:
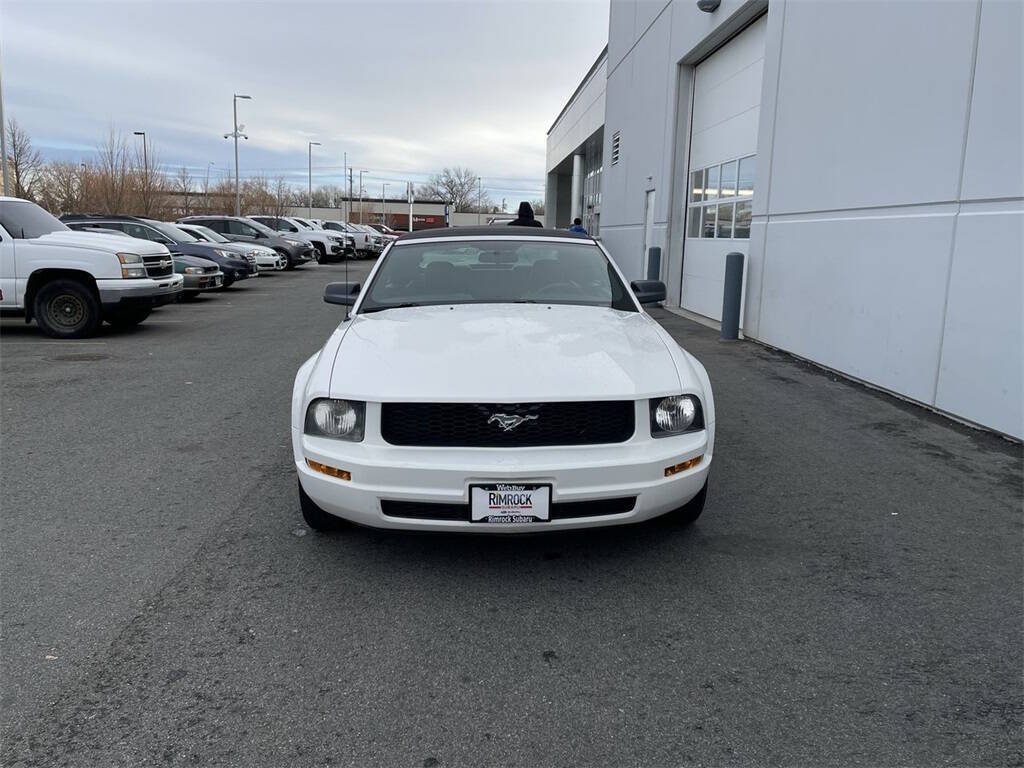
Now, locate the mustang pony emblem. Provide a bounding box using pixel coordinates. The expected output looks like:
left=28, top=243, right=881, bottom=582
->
left=487, top=413, right=538, bottom=431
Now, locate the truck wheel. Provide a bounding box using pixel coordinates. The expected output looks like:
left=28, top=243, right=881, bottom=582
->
left=298, top=479, right=345, bottom=532
left=106, top=307, right=152, bottom=329
left=33, top=279, right=101, bottom=339
left=662, top=481, right=708, bottom=527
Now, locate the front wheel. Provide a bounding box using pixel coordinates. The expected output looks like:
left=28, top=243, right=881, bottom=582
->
left=313, top=243, right=326, bottom=263
left=33, top=279, right=101, bottom=339
left=105, top=307, right=152, bottom=328
left=298, top=479, right=345, bottom=532
left=661, top=481, right=708, bottom=527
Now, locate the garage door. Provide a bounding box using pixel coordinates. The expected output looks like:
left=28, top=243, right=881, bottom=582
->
left=680, top=14, right=767, bottom=320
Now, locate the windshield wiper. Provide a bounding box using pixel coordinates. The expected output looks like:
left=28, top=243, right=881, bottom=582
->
left=360, top=302, right=421, bottom=314
left=512, top=300, right=538, bottom=304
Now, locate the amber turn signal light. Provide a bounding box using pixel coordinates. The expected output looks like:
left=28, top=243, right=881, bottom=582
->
left=665, top=455, right=703, bottom=477
left=306, top=458, right=351, bottom=481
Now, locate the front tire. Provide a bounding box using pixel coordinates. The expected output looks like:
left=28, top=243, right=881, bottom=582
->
left=33, top=279, right=101, bottom=339
left=313, top=243, right=326, bottom=263
left=661, top=481, right=708, bottom=526
left=298, top=479, right=345, bottom=532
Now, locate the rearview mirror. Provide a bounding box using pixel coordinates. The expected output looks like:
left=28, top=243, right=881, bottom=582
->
left=324, top=281, right=361, bottom=306
left=630, top=279, right=666, bottom=304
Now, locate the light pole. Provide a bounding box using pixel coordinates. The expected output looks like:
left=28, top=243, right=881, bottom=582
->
left=0, top=49, right=9, bottom=196
left=358, top=170, right=366, bottom=223
left=477, top=176, right=482, bottom=225
left=307, top=141, right=321, bottom=218
left=133, top=131, right=148, bottom=213
left=225, top=93, right=251, bottom=216
left=381, top=183, right=389, bottom=227
left=203, top=162, right=214, bottom=211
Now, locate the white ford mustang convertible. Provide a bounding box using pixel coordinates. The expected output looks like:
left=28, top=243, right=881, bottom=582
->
left=291, top=227, right=714, bottom=532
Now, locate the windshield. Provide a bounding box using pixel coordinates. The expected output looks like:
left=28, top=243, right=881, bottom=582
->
left=151, top=221, right=197, bottom=243
left=0, top=200, right=69, bottom=239
left=292, top=218, right=314, bottom=229
left=245, top=219, right=278, bottom=237
left=359, top=239, right=636, bottom=313
left=190, top=225, right=228, bottom=243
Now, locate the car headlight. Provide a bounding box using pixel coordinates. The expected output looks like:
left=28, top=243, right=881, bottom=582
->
left=184, top=266, right=204, bottom=275
left=214, top=249, right=235, bottom=258
left=304, top=398, right=365, bottom=442
left=285, top=238, right=304, bottom=247
left=116, top=252, right=143, bottom=264
left=121, top=265, right=147, bottom=278
left=649, top=395, right=704, bottom=437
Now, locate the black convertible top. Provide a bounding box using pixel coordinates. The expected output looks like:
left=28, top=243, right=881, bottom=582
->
left=395, top=226, right=594, bottom=242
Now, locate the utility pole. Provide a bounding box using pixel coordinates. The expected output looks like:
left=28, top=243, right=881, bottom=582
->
left=307, top=141, right=321, bottom=218
left=225, top=93, right=251, bottom=216
left=0, top=47, right=9, bottom=196
left=381, top=183, right=388, bottom=227
left=403, top=182, right=411, bottom=233
left=358, top=170, right=365, bottom=223
left=348, top=168, right=353, bottom=223
left=342, top=151, right=347, bottom=221
left=133, top=131, right=148, bottom=213
left=477, top=176, right=482, bottom=225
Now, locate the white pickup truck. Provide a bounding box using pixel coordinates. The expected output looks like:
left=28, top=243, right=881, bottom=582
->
left=0, top=197, right=183, bottom=338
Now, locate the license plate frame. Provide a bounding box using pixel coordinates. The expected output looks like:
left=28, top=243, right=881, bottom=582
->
left=470, top=483, right=551, bottom=523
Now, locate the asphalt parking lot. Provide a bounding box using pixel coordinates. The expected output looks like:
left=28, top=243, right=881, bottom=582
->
left=1, top=262, right=1021, bottom=767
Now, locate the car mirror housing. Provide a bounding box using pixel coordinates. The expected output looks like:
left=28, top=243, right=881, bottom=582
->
left=630, top=279, right=666, bottom=304
left=324, top=282, right=361, bottom=306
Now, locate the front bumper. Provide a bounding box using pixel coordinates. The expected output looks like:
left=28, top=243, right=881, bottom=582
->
left=182, top=272, right=224, bottom=291
left=96, top=275, right=183, bottom=309
left=289, top=246, right=315, bottom=263
left=294, top=426, right=712, bottom=532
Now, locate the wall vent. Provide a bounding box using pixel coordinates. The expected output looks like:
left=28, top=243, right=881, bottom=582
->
left=611, top=131, right=621, bottom=165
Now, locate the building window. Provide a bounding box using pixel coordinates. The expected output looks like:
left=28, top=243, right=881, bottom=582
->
left=611, top=131, right=621, bottom=166
left=685, top=154, right=755, bottom=240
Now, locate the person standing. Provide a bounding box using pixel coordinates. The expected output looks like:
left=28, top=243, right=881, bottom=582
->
left=507, top=201, right=543, bottom=227
left=568, top=217, right=588, bottom=234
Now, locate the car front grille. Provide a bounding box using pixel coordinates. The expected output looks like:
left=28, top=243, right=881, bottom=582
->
left=380, top=496, right=637, bottom=521
left=204, top=265, right=219, bottom=274
left=143, top=254, right=174, bottom=278
left=380, top=401, right=635, bottom=447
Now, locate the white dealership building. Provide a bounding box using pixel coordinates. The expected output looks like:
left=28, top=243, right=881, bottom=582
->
left=547, top=0, right=1022, bottom=439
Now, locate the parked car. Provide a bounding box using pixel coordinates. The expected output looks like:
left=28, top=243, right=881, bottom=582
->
left=368, top=223, right=403, bottom=238
left=292, top=227, right=715, bottom=532
left=354, top=223, right=393, bottom=250
left=70, top=224, right=224, bottom=298
left=247, top=215, right=354, bottom=263
left=320, top=221, right=377, bottom=257
left=62, top=215, right=256, bottom=288
left=175, top=223, right=285, bottom=272
left=173, top=254, right=223, bottom=299
left=0, top=197, right=182, bottom=337
left=177, top=215, right=314, bottom=269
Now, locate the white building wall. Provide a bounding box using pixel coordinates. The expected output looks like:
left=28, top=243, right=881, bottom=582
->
left=601, top=0, right=1023, bottom=438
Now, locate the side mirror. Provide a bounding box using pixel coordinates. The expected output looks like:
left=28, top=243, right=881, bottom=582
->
left=324, top=281, right=361, bottom=306
left=630, top=279, right=666, bottom=304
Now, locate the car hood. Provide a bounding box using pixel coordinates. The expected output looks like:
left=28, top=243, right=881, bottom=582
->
left=39, top=231, right=169, bottom=256
left=174, top=254, right=219, bottom=269
left=328, top=304, right=688, bottom=402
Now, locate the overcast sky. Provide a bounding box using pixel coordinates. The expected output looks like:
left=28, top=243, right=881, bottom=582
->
left=2, top=0, right=609, bottom=204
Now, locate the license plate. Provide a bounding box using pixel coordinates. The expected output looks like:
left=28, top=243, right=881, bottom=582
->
left=470, top=483, right=550, bottom=523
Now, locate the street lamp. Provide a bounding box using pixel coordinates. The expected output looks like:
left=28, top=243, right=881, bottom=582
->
left=307, top=141, right=321, bottom=218
left=224, top=93, right=251, bottom=216
left=381, top=183, right=389, bottom=227
left=132, top=131, right=147, bottom=174
left=358, top=170, right=366, bottom=224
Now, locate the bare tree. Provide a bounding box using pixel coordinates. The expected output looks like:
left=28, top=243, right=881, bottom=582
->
left=416, top=166, right=491, bottom=212
left=95, top=128, right=132, bottom=213
left=131, top=138, right=164, bottom=217
left=6, top=119, right=43, bottom=200
left=531, top=199, right=545, bottom=215
left=174, top=165, right=195, bottom=217
left=36, top=161, right=82, bottom=214
left=272, top=177, right=292, bottom=219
